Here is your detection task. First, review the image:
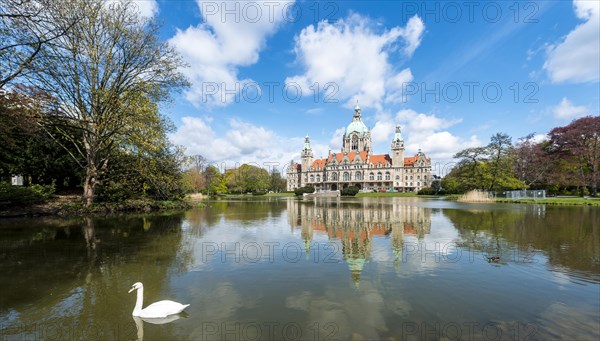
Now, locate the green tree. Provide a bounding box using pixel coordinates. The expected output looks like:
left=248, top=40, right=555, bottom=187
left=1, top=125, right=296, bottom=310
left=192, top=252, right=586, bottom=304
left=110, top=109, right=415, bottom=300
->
left=0, top=86, right=82, bottom=187
left=205, top=165, right=226, bottom=195
left=27, top=0, right=187, bottom=206
left=269, top=170, right=287, bottom=192
left=487, top=133, right=514, bottom=191
left=444, top=133, right=525, bottom=193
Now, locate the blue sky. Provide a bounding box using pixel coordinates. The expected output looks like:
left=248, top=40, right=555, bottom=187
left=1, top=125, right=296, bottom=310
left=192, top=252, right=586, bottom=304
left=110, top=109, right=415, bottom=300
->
left=133, top=0, right=599, bottom=174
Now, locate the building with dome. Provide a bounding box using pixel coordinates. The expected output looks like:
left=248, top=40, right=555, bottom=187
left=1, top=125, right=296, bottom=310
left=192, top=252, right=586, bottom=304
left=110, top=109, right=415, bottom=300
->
left=286, top=104, right=432, bottom=192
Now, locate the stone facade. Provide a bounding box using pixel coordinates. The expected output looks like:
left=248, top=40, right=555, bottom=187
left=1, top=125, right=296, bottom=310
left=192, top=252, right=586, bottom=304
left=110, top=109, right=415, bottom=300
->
left=287, top=104, right=432, bottom=192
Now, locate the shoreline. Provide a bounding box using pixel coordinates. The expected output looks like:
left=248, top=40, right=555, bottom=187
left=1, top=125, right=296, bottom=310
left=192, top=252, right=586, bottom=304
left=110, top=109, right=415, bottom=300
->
left=0, top=196, right=205, bottom=218
left=2, top=194, right=598, bottom=218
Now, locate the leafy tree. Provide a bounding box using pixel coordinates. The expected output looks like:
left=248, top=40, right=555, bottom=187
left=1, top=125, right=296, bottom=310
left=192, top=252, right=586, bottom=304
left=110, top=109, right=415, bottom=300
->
left=548, top=116, right=600, bottom=196
left=269, top=170, right=287, bottom=192
left=514, top=133, right=552, bottom=188
left=205, top=165, right=226, bottom=195
left=487, top=133, right=514, bottom=191
left=444, top=133, right=525, bottom=193
left=26, top=0, right=187, bottom=206
left=0, top=86, right=82, bottom=187
left=224, top=168, right=244, bottom=194
left=0, top=0, right=78, bottom=88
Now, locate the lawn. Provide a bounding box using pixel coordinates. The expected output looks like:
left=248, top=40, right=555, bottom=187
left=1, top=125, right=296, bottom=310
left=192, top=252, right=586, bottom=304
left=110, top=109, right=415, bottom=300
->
left=495, top=197, right=600, bottom=206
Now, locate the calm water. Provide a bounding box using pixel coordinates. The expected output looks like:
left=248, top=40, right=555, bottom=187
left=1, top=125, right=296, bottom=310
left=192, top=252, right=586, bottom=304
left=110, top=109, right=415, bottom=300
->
left=0, top=197, right=598, bottom=340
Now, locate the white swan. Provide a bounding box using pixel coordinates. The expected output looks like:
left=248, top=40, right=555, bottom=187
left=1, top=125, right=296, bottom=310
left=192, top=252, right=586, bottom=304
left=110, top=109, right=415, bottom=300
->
left=128, top=282, right=190, bottom=318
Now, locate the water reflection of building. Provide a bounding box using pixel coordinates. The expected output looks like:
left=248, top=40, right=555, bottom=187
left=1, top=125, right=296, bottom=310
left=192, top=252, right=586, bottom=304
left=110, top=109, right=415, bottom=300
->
left=288, top=199, right=431, bottom=286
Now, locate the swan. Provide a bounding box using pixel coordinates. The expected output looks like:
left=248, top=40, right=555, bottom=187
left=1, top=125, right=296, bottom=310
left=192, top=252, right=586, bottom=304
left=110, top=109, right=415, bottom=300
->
left=128, top=282, right=190, bottom=318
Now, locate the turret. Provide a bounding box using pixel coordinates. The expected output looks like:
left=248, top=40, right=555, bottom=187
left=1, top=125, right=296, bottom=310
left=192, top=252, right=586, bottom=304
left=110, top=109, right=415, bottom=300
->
left=301, top=135, right=313, bottom=171
left=391, top=125, right=404, bottom=167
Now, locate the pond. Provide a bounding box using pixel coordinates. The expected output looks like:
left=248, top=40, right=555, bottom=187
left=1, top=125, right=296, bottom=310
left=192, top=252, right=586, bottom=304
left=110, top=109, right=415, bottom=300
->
left=0, top=197, right=598, bottom=340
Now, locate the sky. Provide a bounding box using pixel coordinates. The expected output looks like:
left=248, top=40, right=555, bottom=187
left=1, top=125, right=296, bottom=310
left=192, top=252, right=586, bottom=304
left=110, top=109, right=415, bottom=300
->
left=132, top=0, right=599, bottom=175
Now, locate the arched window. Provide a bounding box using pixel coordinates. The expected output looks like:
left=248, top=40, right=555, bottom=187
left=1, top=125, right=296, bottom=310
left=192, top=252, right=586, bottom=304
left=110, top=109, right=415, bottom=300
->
left=351, top=135, right=358, bottom=150
left=369, top=172, right=374, bottom=181
left=316, top=174, right=321, bottom=182
left=310, top=174, right=314, bottom=182
left=343, top=172, right=350, bottom=181
left=332, top=173, right=338, bottom=181
left=355, top=172, right=362, bottom=180
left=377, top=172, right=382, bottom=180
left=385, top=172, right=391, bottom=180
left=395, top=175, right=400, bottom=180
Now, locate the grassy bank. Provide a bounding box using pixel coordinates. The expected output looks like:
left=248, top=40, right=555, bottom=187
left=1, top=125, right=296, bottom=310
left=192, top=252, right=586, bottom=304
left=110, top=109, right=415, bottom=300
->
left=0, top=196, right=205, bottom=218
left=356, top=192, right=419, bottom=197
left=495, top=197, right=600, bottom=206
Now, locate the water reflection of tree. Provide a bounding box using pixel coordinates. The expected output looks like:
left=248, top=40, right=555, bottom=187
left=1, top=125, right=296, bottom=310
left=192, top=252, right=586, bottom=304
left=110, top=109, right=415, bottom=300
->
left=288, top=199, right=432, bottom=286
left=444, top=206, right=599, bottom=278
left=185, top=200, right=287, bottom=230
left=0, top=213, right=192, bottom=340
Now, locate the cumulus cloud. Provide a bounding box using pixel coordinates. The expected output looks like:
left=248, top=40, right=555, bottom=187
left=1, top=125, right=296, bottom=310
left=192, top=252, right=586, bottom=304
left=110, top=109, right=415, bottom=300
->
left=552, top=97, right=589, bottom=119
left=169, top=0, right=294, bottom=107
left=543, top=0, right=600, bottom=83
left=286, top=13, right=424, bottom=110
left=370, top=109, right=480, bottom=169
left=170, top=116, right=331, bottom=173
left=328, top=127, right=346, bottom=152
left=133, top=0, right=159, bottom=17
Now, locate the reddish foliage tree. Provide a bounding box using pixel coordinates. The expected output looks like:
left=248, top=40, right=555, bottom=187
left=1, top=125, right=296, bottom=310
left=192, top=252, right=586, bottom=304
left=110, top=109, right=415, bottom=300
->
left=548, top=116, right=600, bottom=196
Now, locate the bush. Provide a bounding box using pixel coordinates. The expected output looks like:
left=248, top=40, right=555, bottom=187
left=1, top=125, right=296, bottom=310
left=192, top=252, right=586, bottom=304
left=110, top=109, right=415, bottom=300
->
left=417, top=187, right=435, bottom=195
left=0, top=182, right=55, bottom=207
left=294, top=186, right=315, bottom=196
left=341, top=186, right=359, bottom=196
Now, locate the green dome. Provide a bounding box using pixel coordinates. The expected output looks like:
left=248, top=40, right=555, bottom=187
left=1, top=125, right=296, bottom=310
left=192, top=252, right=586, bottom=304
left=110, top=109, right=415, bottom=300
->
left=345, top=120, right=369, bottom=137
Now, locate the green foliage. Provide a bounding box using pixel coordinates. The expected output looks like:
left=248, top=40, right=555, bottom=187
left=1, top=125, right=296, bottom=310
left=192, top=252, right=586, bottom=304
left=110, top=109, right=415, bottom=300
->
left=225, top=164, right=270, bottom=194
left=444, top=132, right=526, bottom=193
left=269, top=170, right=287, bottom=192
left=294, top=186, right=315, bottom=196
left=341, top=186, right=359, bottom=196
left=0, top=87, right=83, bottom=188
left=0, top=182, right=55, bottom=207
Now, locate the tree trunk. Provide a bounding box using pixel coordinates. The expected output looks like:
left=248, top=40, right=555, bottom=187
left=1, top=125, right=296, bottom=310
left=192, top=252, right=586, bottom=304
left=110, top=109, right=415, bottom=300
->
left=83, top=161, right=98, bottom=207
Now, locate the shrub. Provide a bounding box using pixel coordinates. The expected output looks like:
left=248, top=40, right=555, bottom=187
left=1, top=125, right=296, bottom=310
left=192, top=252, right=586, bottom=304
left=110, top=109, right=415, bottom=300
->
left=341, top=186, right=359, bottom=196
left=294, top=186, right=315, bottom=196
left=0, top=182, right=55, bottom=207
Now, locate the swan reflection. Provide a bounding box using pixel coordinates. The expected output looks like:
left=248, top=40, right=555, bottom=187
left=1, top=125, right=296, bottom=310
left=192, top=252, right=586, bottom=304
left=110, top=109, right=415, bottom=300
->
left=133, top=313, right=187, bottom=340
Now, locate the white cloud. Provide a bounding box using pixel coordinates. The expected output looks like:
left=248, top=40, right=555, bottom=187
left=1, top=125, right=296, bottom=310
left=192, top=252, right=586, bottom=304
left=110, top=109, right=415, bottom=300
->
left=543, top=0, right=600, bottom=83
left=170, top=116, right=332, bottom=173
left=552, top=97, right=589, bottom=119
left=133, top=0, right=159, bottom=18
left=169, top=1, right=294, bottom=107
left=370, top=109, right=480, bottom=170
left=286, top=14, right=424, bottom=110
left=399, top=15, right=425, bottom=56
left=328, top=127, right=346, bottom=152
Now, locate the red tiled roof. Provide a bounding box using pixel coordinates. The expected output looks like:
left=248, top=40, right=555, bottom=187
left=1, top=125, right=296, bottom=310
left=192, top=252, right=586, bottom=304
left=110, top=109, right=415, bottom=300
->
left=369, top=154, right=392, bottom=165
left=312, top=159, right=327, bottom=169
left=325, top=151, right=369, bottom=164
left=404, top=156, right=417, bottom=165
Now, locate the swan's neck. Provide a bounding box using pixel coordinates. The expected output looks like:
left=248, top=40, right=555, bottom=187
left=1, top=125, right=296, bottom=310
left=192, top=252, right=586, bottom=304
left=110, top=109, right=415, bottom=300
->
left=133, top=287, right=144, bottom=315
